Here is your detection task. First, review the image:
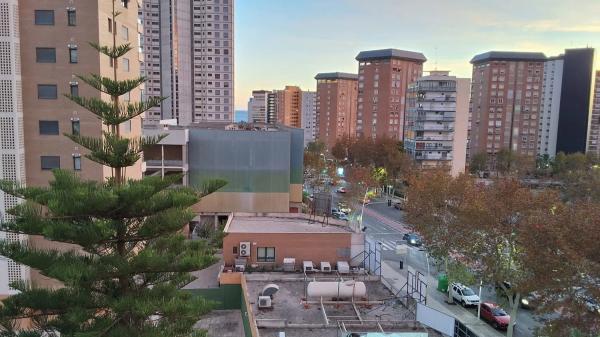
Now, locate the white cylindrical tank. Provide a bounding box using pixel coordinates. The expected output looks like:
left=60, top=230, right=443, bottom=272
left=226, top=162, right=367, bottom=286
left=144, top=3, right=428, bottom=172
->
left=306, top=281, right=367, bottom=299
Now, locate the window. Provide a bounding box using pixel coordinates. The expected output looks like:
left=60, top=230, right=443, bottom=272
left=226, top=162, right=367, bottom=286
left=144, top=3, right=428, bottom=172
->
left=38, top=84, right=57, bottom=99
left=108, top=18, right=113, bottom=32
left=67, top=9, right=76, bottom=26
left=70, top=83, right=79, bottom=97
left=257, top=247, right=275, bottom=262
left=39, top=121, right=59, bottom=135
left=41, top=156, right=60, bottom=170
left=71, top=119, right=80, bottom=135
left=121, top=0, right=129, bottom=8
left=69, top=46, right=78, bottom=63
left=36, top=48, right=56, bottom=63
left=73, top=155, right=82, bottom=171
left=121, top=25, right=129, bottom=40
left=123, top=58, right=130, bottom=72
left=35, top=10, right=54, bottom=25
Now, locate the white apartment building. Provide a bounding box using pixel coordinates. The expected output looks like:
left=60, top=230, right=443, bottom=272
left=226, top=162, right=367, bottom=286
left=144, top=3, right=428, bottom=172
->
left=248, top=90, right=269, bottom=124
left=141, top=0, right=234, bottom=125
left=537, top=57, right=564, bottom=157
left=301, top=91, right=316, bottom=147
left=588, top=71, right=600, bottom=155
left=0, top=0, right=28, bottom=297
left=404, top=71, right=469, bottom=176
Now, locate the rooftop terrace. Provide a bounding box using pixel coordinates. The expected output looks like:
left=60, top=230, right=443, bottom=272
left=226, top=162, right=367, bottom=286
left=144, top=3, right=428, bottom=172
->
left=225, top=213, right=352, bottom=234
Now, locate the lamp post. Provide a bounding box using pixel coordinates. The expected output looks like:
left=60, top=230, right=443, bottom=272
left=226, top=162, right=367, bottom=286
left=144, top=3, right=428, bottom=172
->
left=477, top=279, right=483, bottom=319
left=359, top=186, right=371, bottom=231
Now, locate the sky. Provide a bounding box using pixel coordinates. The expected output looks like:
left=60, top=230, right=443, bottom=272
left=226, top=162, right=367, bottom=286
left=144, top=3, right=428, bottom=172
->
left=234, top=0, right=600, bottom=110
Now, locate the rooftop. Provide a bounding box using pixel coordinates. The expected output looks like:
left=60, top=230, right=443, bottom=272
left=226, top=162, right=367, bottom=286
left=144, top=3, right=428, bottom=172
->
left=225, top=213, right=352, bottom=234
left=470, top=51, right=547, bottom=64
left=315, top=72, right=359, bottom=81
left=244, top=273, right=439, bottom=337
left=356, top=48, right=427, bottom=62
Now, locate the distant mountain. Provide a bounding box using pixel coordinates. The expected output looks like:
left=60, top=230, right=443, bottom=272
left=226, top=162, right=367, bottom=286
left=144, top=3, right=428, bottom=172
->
left=234, top=110, right=248, bottom=123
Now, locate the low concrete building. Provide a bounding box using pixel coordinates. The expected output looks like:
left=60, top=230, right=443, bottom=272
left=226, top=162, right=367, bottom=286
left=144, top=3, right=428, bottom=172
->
left=143, top=122, right=304, bottom=218
left=222, top=213, right=364, bottom=270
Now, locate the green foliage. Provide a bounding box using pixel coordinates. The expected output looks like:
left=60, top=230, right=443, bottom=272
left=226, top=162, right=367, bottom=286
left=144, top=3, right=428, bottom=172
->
left=0, top=2, right=225, bottom=337
left=469, top=152, right=488, bottom=174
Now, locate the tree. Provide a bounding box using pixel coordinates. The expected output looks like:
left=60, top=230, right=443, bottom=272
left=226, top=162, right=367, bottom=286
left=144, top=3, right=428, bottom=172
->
left=0, top=3, right=225, bottom=337
left=469, top=152, right=488, bottom=175
left=495, top=148, right=516, bottom=176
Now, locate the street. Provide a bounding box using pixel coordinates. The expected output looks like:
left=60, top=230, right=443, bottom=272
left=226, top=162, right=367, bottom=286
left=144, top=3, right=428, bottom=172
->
left=360, top=197, right=543, bottom=337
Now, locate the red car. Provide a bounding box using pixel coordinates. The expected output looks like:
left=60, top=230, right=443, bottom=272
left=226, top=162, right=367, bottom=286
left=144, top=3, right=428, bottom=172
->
left=480, top=302, right=510, bottom=330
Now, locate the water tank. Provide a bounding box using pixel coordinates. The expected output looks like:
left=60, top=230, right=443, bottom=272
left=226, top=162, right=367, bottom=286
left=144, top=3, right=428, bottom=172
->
left=306, top=281, right=367, bottom=299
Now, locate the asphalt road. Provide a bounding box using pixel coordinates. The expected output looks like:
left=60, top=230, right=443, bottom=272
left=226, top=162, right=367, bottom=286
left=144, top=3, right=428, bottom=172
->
left=360, top=198, right=543, bottom=337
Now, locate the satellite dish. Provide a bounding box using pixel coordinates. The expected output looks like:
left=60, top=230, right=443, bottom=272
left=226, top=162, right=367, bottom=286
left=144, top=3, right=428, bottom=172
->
left=261, top=283, right=280, bottom=298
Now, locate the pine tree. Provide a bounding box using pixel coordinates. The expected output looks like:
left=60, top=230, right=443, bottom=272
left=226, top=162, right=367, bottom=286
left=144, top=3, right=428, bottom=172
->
left=0, top=2, right=225, bottom=337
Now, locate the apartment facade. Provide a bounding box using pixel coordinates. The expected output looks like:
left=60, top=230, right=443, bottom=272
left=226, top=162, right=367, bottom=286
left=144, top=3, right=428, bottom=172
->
left=141, top=0, right=234, bottom=125
left=404, top=71, right=469, bottom=176
left=588, top=71, right=600, bottom=155
left=468, top=52, right=546, bottom=159
left=314, top=72, right=358, bottom=148
left=274, top=85, right=302, bottom=128
left=301, top=91, right=316, bottom=147
left=537, top=56, right=563, bottom=157
left=355, top=49, right=426, bottom=140
left=248, top=90, right=269, bottom=124
left=0, top=0, right=28, bottom=298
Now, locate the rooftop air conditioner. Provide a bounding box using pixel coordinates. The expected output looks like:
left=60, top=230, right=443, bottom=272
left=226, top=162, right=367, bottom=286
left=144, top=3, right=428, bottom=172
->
left=258, top=295, right=272, bottom=309
left=239, top=242, right=250, bottom=257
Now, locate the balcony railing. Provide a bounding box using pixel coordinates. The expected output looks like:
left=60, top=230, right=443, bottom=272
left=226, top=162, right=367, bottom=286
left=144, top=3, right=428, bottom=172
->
left=413, top=124, right=454, bottom=131
left=145, top=159, right=184, bottom=167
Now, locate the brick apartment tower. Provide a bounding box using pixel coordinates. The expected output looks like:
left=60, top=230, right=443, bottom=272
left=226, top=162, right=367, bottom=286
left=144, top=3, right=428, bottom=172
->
left=275, top=85, right=302, bottom=128
left=141, top=0, right=234, bottom=125
left=468, top=52, right=546, bottom=159
left=2, top=0, right=142, bottom=296
left=355, top=49, right=426, bottom=140
left=588, top=70, right=600, bottom=155
left=314, top=72, right=358, bottom=148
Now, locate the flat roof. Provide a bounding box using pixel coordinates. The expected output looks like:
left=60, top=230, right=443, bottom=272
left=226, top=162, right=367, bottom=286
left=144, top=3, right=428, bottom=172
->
left=471, top=51, right=547, bottom=64
left=315, top=72, right=358, bottom=81
left=226, top=213, right=352, bottom=234
left=356, top=48, right=427, bottom=62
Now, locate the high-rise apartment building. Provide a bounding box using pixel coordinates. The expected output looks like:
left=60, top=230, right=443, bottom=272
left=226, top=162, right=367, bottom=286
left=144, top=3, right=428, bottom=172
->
left=404, top=71, right=469, bottom=176
left=274, top=85, right=302, bottom=128
left=1, top=0, right=142, bottom=297
left=468, top=52, right=546, bottom=159
left=0, top=0, right=28, bottom=298
left=355, top=49, right=426, bottom=140
left=141, top=0, right=234, bottom=125
left=537, top=56, right=563, bottom=157
left=248, top=90, right=269, bottom=123
left=301, top=91, right=316, bottom=147
left=314, top=72, right=358, bottom=148
left=588, top=71, right=600, bottom=155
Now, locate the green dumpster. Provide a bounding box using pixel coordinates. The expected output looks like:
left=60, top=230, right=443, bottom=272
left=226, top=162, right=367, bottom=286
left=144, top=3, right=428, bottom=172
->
left=437, top=274, right=448, bottom=292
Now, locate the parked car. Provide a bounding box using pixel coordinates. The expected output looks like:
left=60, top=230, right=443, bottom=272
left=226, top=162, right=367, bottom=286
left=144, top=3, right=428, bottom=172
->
left=393, top=201, right=404, bottom=210
left=402, top=233, right=422, bottom=247
left=332, top=211, right=348, bottom=221
left=480, top=302, right=511, bottom=330
left=336, top=187, right=347, bottom=193
left=575, top=289, right=600, bottom=314
left=338, top=205, right=351, bottom=214
left=449, top=282, right=480, bottom=307
left=496, top=281, right=539, bottom=310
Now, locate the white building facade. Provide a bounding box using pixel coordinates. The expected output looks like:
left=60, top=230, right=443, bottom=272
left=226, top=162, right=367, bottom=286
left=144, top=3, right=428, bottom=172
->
left=537, top=57, right=564, bottom=157
left=301, top=91, right=316, bottom=147
left=248, top=90, right=269, bottom=124
left=141, top=0, right=234, bottom=125
left=0, top=0, right=29, bottom=297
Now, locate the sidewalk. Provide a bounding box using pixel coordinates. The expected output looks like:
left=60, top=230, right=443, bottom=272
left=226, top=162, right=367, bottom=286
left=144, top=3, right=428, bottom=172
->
left=381, top=260, right=505, bottom=337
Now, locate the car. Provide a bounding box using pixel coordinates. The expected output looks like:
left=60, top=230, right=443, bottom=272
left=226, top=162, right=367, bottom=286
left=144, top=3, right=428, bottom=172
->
left=332, top=211, right=348, bottom=221
left=393, top=201, right=404, bottom=210
left=336, top=187, right=347, bottom=193
left=575, top=289, right=600, bottom=314
left=480, top=302, right=511, bottom=330
left=496, top=281, right=539, bottom=310
left=449, top=282, right=480, bottom=307
left=402, top=233, right=422, bottom=247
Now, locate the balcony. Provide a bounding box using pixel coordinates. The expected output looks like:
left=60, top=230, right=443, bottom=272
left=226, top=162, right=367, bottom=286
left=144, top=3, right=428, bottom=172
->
left=414, top=135, right=453, bottom=141
left=145, top=159, right=184, bottom=167
left=415, top=153, right=452, bottom=160
left=413, top=124, right=454, bottom=132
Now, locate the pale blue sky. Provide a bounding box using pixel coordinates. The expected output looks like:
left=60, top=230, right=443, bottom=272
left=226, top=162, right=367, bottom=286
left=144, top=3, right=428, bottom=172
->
left=234, top=0, right=600, bottom=109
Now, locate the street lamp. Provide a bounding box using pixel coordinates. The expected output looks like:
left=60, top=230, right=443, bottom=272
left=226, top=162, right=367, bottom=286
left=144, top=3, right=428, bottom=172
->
left=359, top=186, right=372, bottom=231
left=477, top=279, right=483, bottom=319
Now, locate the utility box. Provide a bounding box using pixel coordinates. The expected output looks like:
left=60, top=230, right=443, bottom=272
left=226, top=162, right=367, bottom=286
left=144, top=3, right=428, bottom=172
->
left=437, top=274, right=448, bottom=293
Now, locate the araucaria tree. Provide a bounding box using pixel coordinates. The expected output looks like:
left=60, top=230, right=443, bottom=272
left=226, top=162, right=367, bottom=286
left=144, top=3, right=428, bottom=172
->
left=0, top=2, right=224, bottom=337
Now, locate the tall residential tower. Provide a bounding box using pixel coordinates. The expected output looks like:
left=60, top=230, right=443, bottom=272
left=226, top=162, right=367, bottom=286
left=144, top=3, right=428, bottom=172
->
left=141, top=0, right=234, bottom=125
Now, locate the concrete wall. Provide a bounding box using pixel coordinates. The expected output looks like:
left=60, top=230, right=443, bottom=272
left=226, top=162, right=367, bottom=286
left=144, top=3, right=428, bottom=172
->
left=223, top=232, right=353, bottom=267
left=452, top=78, right=470, bottom=176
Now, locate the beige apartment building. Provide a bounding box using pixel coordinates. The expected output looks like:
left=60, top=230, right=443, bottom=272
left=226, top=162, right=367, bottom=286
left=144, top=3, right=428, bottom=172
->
left=587, top=71, right=600, bottom=155
left=314, top=72, right=358, bottom=148
left=0, top=0, right=142, bottom=296
left=275, top=85, right=302, bottom=128
left=468, top=52, right=547, bottom=159
left=355, top=49, right=426, bottom=140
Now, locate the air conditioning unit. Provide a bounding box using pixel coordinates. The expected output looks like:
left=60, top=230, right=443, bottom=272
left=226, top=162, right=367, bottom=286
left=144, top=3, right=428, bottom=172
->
left=239, top=242, right=251, bottom=257
left=258, top=295, right=272, bottom=309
